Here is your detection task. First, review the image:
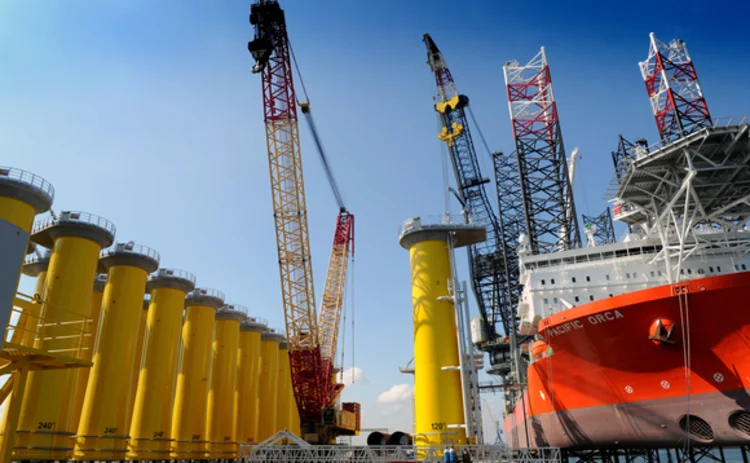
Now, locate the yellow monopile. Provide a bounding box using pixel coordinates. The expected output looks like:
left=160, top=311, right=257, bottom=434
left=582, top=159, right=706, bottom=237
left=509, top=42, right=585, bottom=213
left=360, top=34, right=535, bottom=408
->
left=206, top=304, right=246, bottom=459
left=256, top=330, right=284, bottom=442
left=0, top=167, right=53, bottom=318
left=127, top=269, right=196, bottom=460
left=0, top=167, right=53, bottom=458
left=15, top=211, right=115, bottom=461
left=290, top=393, right=301, bottom=437
left=234, top=317, right=266, bottom=447
left=125, top=296, right=149, bottom=433
left=170, top=288, right=225, bottom=460
left=398, top=217, right=485, bottom=450
left=70, top=273, right=108, bottom=432
left=73, top=242, right=160, bottom=461
left=275, top=341, right=291, bottom=433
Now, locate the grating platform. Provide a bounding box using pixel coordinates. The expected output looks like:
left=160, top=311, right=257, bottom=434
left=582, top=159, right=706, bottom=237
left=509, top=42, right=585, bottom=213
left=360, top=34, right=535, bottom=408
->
left=615, top=123, right=750, bottom=218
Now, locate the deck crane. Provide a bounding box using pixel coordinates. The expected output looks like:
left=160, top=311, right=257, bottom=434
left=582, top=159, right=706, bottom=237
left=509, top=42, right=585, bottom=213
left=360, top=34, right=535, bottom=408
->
left=248, top=0, right=358, bottom=444
left=423, top=34, right=515, bottom=376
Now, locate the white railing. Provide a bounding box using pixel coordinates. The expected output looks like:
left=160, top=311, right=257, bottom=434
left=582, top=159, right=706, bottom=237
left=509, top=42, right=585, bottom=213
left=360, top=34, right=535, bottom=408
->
left=101, top=242, right=160, bottom=263
left=33, top=210, right=116, bottom=236
left=188, top=287, right=226, bottom=302
left=246, top=316, right=268, bottom=327
left=0, top=166, right=55, bottom=201
left=152, top=267, right=197, bottom=285
left=223, top=304, right=249, bottom=315
left=240, top=445, right=561, bottom=463
left=711, top=115, right=749, bottom=127
left=398, top=214, right=470, bottom=240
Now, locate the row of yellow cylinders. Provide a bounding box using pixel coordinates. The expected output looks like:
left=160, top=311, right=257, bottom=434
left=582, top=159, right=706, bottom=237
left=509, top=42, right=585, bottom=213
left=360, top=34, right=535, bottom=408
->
left=12, top=260, right=300, bottom=461
left=0, top=167, right=300, bottom=461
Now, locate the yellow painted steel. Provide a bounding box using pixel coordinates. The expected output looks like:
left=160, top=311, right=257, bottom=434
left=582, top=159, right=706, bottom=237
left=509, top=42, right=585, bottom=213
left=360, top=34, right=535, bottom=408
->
left=14, top=266, right=47, bottom=347
left=206, top=307, right=244, bottom=459
left=256, top=332, right=281, bottom=442
left=15, top=234, right=108, bottom=460
left=0, top=196, right=37, bottom=231
left=69, top=274, right=106, bottom=432
left=275, top=343, right=291, bottom=433
left=290, top=394, right=301, bottom=437
left=125, top=302, right=148, bottom=433
left=408, top=239, right=466, bottom=447
left=170, top=289, right=224, bottom=459
left=73, top=246, right=158, bottom=461
left=234, top=319, right=265, bottom=445
left=127, top=270, right=195, bottom=460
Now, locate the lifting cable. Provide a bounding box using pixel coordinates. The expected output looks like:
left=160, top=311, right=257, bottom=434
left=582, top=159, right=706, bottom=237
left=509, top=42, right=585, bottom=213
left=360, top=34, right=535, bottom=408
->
left=290, top=39, right=345, bottom=210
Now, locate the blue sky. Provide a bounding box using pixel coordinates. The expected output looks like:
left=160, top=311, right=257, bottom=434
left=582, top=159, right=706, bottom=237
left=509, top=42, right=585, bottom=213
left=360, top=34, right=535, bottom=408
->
left=2, top=0, right=749, bottom=444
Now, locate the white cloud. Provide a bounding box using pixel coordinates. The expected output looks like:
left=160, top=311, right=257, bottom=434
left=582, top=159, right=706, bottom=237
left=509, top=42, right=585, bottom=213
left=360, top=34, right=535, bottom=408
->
left=377, top=383, right=413, bottom=405
left=339, top=367, right=367, bottom=386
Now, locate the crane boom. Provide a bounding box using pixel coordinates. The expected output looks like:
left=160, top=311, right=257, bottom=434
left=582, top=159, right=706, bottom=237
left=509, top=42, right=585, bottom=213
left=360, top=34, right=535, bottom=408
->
left=249, top=0, right=359, bottom=443
left=248, top=0, right=327, bottom=426
left=318, top=210, right=354, bottom=365
left=423, top=34, right=512, bottom=346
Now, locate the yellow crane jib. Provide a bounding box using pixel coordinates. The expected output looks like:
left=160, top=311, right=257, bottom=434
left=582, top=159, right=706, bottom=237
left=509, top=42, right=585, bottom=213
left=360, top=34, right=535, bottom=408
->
left=438, top=122, right=464, bottom=146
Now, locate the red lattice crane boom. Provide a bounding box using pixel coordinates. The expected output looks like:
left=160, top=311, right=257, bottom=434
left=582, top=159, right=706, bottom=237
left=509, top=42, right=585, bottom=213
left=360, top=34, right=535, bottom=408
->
left=248, top=0, right=358, bottom=444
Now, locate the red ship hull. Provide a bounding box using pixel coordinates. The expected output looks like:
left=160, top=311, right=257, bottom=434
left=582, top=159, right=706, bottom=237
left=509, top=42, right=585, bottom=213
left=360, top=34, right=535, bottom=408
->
left=504, top=272, right=750, bottom=448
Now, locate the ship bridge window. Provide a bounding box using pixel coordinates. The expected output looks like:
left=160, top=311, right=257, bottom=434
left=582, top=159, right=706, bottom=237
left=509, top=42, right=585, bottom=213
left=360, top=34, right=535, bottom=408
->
left=586, top=276, right=591, bottom=282
left=609, top=294, right=613, bottom=297
left=626, top=273, right=631, bottom=279
left=544, top=298, right=549, bottom=304
left=650, top=271, right=655, bottom=277
left=687, top=268, right=692, bottom=274
left=681, top=269, right=685, bottom=275
left=575, top=296, right=580, bottom=302
left=589, top=295, right=594, bottom=301
left=606, top=274, right=610, bottom=280
left=658, top=270, right=663, bottom=276
left=551, top=278, right=556, bottom=285
left=743, top=264, right=747, bottom=270
left=541, top=279, right=546, bottom=285
left=717, top=266, right=722, bottom=272
left=553, top=297, right=558, bottom=303
left=709, top=266, right=714, bottom=273
left=698, top=268, right=705, bottom=275
left=572, top=277, right=576, bottom=283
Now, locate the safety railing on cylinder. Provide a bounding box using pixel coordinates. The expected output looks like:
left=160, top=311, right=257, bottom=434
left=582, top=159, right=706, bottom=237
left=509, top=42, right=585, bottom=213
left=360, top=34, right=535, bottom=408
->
left=152, top=267, right=197, bottom=285
left=5, top=292, right=93, bottom=360
left=101, top=242, right=160, bottom=262
left=246, top=316, right=268, bottom=326
left=240, top=444, right=562, bottom=463
left=0, top=166, right=55, bottom=201
left=33, top=210, right=116, bottom=236
left=398, top=214, right=472, bottom=241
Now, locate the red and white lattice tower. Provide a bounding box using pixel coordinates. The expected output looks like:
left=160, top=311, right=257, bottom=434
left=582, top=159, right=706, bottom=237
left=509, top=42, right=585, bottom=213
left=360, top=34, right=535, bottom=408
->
left=503, top=47, right=580, bottom=254
left=639, top=33, right=712, bottom=142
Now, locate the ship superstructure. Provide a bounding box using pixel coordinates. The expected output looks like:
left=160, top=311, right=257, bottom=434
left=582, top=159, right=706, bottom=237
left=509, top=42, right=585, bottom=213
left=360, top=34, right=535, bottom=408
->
left=505, top=33, right=750, bottom=450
